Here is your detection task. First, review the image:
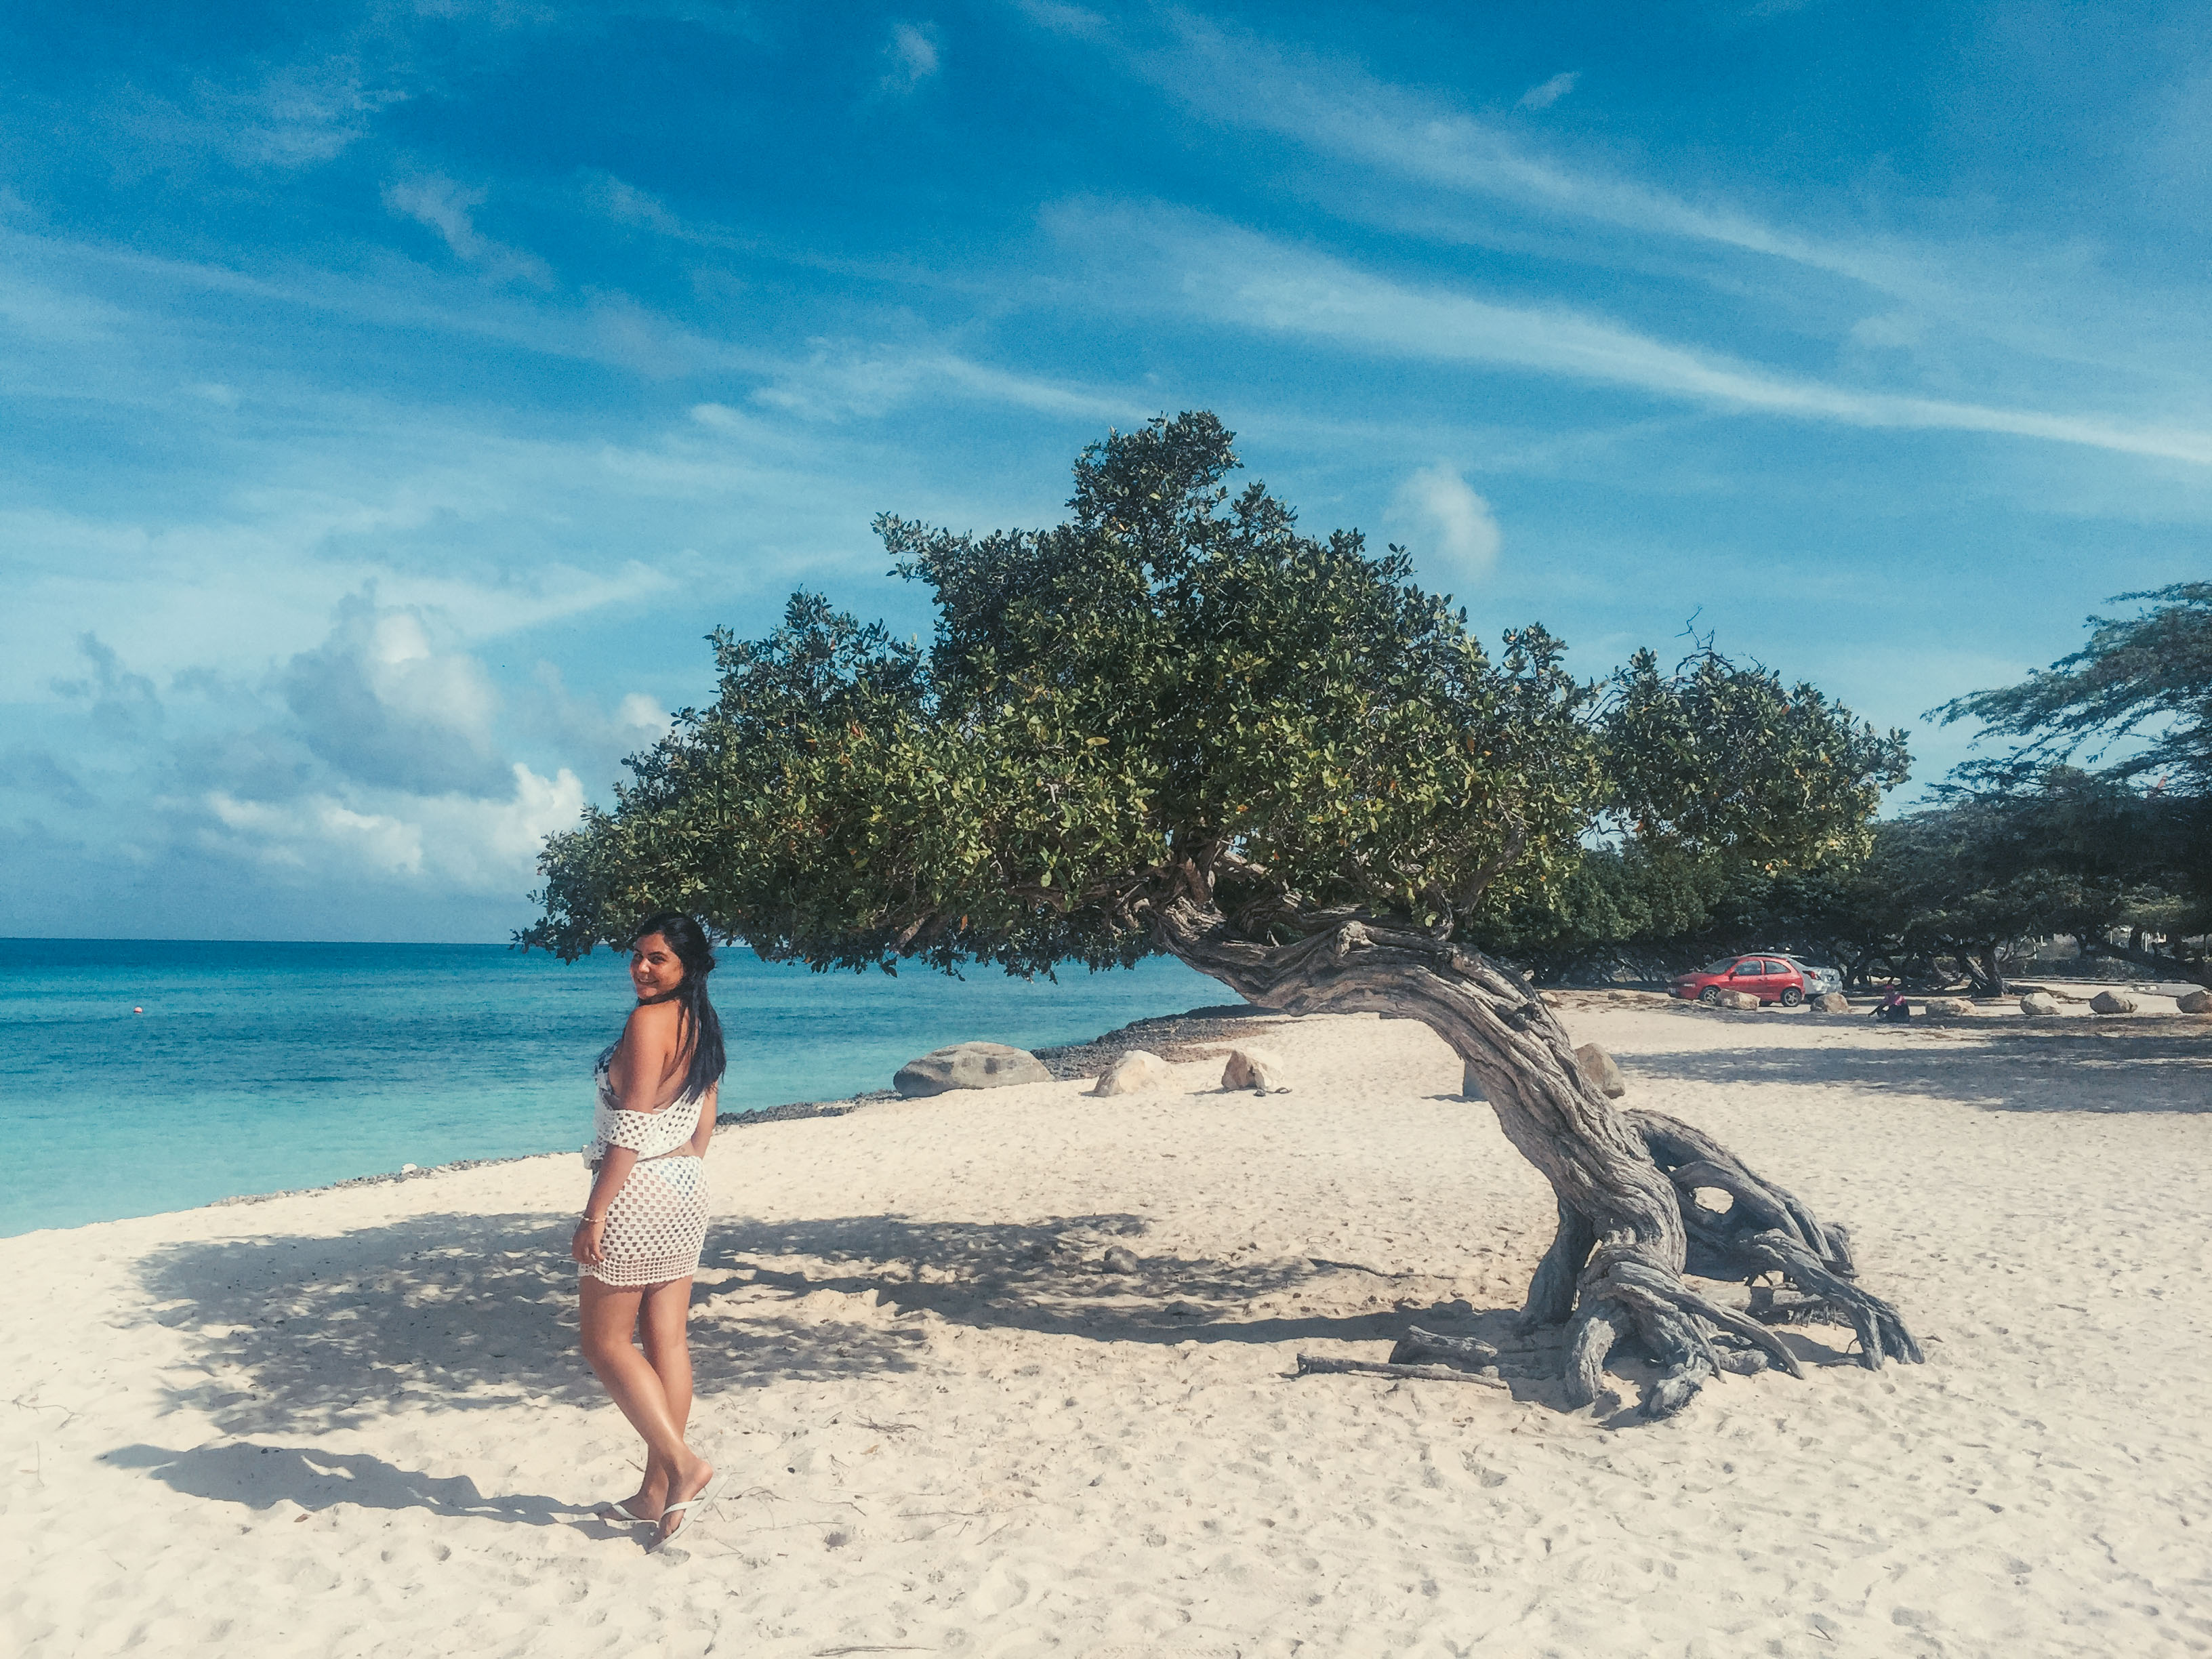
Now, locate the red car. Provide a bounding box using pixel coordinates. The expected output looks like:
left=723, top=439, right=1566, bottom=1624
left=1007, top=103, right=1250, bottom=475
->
left=1671, top=954, right=1821, bottom=1007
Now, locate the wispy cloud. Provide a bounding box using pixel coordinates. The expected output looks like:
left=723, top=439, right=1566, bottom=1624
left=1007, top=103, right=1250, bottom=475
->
left=1517, top=72, right=1580, bottom=112
left=881, top=22, right=942, bottom=94
left=383, top=175, right=555, bottom=287
left=1056, top=204, right=2212, bottom=466
left=1120, top=12, right=2212, bottom=394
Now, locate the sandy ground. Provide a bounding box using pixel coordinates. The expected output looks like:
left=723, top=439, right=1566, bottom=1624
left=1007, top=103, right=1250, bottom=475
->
left=6, top=998, right=2212, bottom=1658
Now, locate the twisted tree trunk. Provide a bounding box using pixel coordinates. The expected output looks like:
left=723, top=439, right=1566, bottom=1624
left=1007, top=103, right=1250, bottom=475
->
left=1153, top=899, right=1921, bottom=1419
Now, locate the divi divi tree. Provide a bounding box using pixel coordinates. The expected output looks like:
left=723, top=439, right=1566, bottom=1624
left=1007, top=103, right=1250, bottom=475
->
left=527, top=413, right=1922, bottom=1419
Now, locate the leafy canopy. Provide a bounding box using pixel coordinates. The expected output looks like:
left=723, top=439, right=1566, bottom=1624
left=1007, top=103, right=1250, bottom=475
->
left=525, top=415, right=1906, bottom=974
left=1938, top=582, right=2212, bottom=794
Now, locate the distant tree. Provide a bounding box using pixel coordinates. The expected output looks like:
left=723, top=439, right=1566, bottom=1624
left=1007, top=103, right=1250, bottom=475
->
left=528, top=414, right=1921, bottom=1418
left=1938, top=586, right=2212, bottom=983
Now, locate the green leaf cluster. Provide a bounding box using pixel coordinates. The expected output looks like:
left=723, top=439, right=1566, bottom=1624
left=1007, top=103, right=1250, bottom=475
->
left=524, top=415, right=1905, bottom=976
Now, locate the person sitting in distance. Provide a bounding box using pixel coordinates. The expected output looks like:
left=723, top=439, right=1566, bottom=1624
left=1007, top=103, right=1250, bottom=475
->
left=1872, top=984, right=1912, bottom=1022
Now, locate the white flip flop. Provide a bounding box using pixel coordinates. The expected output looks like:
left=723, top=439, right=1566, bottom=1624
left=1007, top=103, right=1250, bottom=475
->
left=649, top=1471, right=723, bottom=1553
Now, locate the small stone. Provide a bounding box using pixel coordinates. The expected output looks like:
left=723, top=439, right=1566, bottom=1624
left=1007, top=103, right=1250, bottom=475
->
left=2090, top=990, right=2139, bottom=1016
left=2176, top=989, right=2211, bottom=1015
left=1221, top=1046, right=1290, bottom=1093
left=1092, top=1048, right=1174, bottom=1095
left=1812, top=991, right=1852, bottom=1014
left=2019, top=991, right=2059, bottom=1018
left=1574, top=1042, right=1626, bottom=1099
left=1099, top=1246, right=1140, bottom=1274
left=893, top=1042, right=1050, bottom=1097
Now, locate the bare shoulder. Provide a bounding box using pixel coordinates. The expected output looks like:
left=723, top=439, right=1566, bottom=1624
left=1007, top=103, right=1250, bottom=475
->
left=623, top=1000, right=684, bottom=1040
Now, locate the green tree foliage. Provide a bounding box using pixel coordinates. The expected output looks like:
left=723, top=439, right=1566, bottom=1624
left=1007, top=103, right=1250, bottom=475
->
left=1938, top=583, right=2212, bottom=792
left=525, top=414, right=1906, bottom=977
left=1934, top=583, right=2212, bottom=981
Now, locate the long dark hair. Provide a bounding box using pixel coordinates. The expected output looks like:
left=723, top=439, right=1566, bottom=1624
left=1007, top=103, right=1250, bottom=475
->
left=609, top=911, right=726, bottom=1103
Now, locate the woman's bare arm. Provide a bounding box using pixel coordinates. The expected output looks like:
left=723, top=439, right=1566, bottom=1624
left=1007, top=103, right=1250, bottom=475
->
left=573, top=1147, right=639, bottom=1265
left=687, top=1082, right=718, bottom=1157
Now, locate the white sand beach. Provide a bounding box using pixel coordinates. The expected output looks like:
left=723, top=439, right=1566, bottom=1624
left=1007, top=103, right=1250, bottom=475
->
left=7, top=999, right=2211, bottom=1658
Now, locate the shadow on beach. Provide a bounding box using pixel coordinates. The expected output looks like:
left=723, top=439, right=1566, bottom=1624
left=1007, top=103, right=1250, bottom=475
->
left=133, top=1210, right=1509, bottom=1439
left=1632, top=1024, right=2212, bottom=1115
left=101, top=1440, right=583, bottom=1526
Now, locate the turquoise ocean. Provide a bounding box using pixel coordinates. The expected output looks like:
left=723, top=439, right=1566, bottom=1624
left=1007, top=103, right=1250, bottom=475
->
left=0, top=939, right=1218, bottom=1237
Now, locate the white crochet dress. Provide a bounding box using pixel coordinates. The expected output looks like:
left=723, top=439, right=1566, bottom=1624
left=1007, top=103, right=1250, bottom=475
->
left=581, top=1057, right=712, bottom=1288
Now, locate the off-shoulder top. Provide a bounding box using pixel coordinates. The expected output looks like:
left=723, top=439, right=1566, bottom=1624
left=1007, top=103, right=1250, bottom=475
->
left=584, top=1054, right=705, bottom=1167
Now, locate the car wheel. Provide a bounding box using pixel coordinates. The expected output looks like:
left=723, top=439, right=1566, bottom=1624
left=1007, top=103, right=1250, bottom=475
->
left=1780, top=987, right=1803, bottom=1007
left=1698, top=985, right=1720, bottom=1004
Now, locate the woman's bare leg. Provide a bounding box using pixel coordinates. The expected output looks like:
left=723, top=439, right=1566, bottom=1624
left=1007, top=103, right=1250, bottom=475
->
left=579, top=1276, right=707, bottom=1519
left=640, top=1277, right=695, bottom=1439
left=637, top=1277, right=713, bottom=1542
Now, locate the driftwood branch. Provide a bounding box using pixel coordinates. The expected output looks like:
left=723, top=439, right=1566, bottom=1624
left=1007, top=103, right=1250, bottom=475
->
left=1295, top=1354, right=1509, bottom=1389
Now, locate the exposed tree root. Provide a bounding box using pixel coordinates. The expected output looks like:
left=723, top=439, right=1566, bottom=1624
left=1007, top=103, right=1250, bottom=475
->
left=1153, top=900, right=1923, bottom=1422
left=1628, top=1109, right=1923, bottom=1370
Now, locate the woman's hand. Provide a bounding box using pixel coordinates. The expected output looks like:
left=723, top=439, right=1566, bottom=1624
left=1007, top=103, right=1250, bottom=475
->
left=571, top=1214, right=605, bottom=1266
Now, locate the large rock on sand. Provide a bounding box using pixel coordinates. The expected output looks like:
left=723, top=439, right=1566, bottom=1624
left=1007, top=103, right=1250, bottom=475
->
left=1924, top=997, right=1975, bottom=1019
left=2177, top=989, right=2212, bottom=1015
left=1812, top=991, right=1852, bottom=1014
left=1092, top=1049, right=1174, bottom=1095
left=1715, top=989, right=1762, bottom=1010
left=1221, top=1046, right=1290, bottom=1093
left=2020, top=991, right=2060, bottom=1018
left=2091, top=990, right=2139, bottom=1016
left=1574, top=1042, right=1626, bottom=1099
left=894, top=1042, right=1050, bottom=1097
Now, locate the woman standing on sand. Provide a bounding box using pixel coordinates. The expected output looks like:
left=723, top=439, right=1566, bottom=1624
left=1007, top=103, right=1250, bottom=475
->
left=573, top=912, right=726, bottom=1549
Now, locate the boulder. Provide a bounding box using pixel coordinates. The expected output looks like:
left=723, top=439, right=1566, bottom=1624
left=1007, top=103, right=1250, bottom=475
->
left=1574, top=1042, right=1627, bottom=1099
left=893, top=1042, right=1051, bottom=1098
left=1812, top=991, right=1852, bottom=1014
left=1092, top=1048, right=1174, bottom=1095
left=1715, top=989, right=1762, bottom=1010
left=1221, top=1046, right=1290, bottom=1093
left=2019, top=991, right=2060, bottom=1019
left=2090, top=990, right=2139, bottom=1016
left=1924, top=998, right=1975, bottom=1019
left=1099, top=1246, right=1140, bottom=1274
left=2177, top=989, right=2212, bottom=1015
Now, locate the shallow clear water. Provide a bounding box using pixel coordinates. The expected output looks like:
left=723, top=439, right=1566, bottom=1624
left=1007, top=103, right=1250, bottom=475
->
left=0, top=939, right=1220, bottom=1236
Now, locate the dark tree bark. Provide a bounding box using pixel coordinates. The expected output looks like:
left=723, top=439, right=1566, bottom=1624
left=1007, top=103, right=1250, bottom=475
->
left=1153, top=898, right=1922, bottom=1419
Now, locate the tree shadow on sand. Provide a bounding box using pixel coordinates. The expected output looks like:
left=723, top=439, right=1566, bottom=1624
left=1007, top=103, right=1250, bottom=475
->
left=1634, top=1025, right=2212, bottom=1115
left=134, top=1210, right=1533, bottom=1440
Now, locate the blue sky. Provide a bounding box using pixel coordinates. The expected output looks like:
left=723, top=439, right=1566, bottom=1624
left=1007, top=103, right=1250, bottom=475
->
left=4, top=1, right=2207, bottom=942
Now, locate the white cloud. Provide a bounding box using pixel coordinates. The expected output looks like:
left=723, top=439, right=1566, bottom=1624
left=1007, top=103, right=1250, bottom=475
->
left=281, top=593, right=508, bottom=796
left=382, top=174, right=554, bottom=287
left=1517, top=72, right=1580, bottom=112
left=882, top=22, right=942, bottom=94
left=201, top=763, right=585, bottom=889
left=1387, top=465, right=1500, bottom=588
